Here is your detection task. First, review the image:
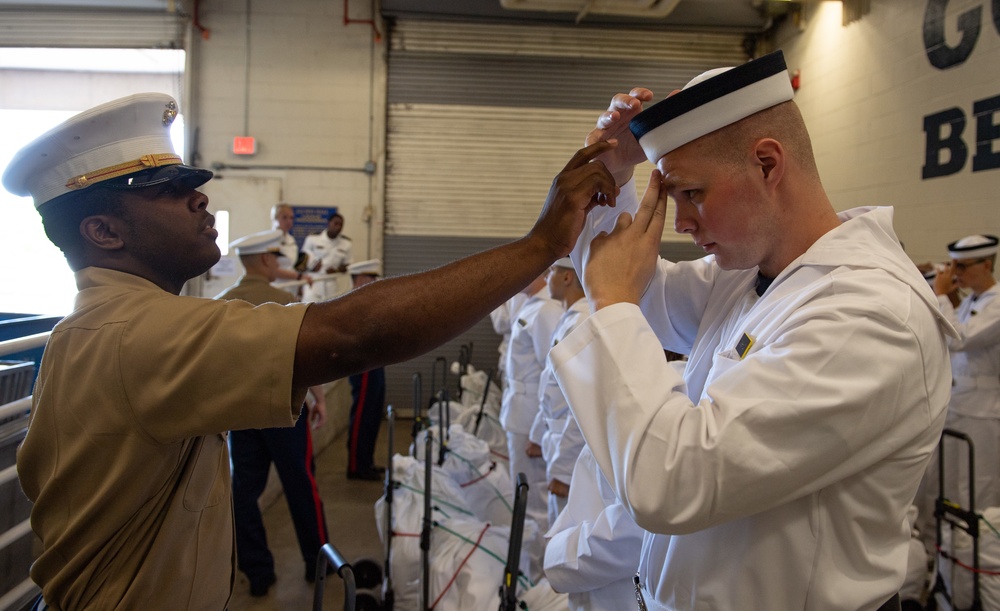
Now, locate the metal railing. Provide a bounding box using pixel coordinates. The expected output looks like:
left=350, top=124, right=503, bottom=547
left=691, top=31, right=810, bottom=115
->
left=0, top=330, right=48, bottom=611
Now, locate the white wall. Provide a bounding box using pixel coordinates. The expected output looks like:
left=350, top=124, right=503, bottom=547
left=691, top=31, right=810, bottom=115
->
left=777, top=0, right=1000, bottom=266
left=187, top=0, right=387, bottom=265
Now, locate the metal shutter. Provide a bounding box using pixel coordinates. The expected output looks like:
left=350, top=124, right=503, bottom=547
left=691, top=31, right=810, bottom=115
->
left=385, top=19, right=748, bottom=239
left=0, top=7, right=186, bottom=49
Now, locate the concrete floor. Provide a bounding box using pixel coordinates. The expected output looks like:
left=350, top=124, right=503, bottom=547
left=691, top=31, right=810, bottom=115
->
left=228, top=416, right=404, bottom=611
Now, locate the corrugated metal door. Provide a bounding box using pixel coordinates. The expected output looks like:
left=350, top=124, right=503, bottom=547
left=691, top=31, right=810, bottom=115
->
left=0, top=7, right=186, bottom=48
left=386, top=20, right=747, bottom=238
left=383, top=19, right=747, bottom=407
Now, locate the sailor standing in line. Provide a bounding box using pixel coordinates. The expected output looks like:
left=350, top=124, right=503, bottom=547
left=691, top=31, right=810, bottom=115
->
left=544, top=356, right=686, bottom=610
left=543, top=443, right=646, bottom=611
left=490, top=292, right=531, bottom=374
left=499, top=271, right=562, bottom=528
left=933, top=234, right=1000, bottom=510
left=529, top=257, right=591, bottom=528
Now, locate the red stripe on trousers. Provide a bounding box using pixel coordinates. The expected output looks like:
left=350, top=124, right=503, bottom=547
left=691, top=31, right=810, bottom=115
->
left=303, top=422, right=327, bottom=544
left=349, top=372, right=369, bottom=473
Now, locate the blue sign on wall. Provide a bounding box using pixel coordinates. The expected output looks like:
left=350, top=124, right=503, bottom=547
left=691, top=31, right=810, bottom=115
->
left=290, top=206, right=338, bottom=249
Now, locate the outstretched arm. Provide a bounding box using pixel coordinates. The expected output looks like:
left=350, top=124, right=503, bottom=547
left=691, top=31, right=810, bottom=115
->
left=292, top=141, right=619, bottom=387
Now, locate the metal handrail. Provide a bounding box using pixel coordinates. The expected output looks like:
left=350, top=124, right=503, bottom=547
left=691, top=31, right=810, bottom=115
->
left=0, top=520, right=31, bottom=553
left=0, top=332, right=47, bottom=358
left=0, top=464, right=18, bottom=488
left=0, top=330, right=47, bottom=419
left=0, top=577, right=38, bottom=611
left=0, top=396, right=31, bottom=422
left=0, top=330, right=46, bottom=610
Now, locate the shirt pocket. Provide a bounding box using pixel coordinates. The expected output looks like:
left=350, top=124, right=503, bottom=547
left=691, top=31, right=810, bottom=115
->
left=182, top=433, right=229, bottom=511
left=707, top=350, right=741, bottom=386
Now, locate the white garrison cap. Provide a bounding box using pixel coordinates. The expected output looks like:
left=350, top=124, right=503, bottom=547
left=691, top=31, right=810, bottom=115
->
left=2, top=92, right=212, bottom=211
left=230, top=229, right=284, bottom=257
left=348, top=259, right=382, bottom=276
left=629, top=50, right=795, bottom=162
left=948, top=234, right=999, bottom=259
left=553, top=257, right=574, bottom=269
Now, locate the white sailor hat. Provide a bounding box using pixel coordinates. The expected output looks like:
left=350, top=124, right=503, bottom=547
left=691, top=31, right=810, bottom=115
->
left=553, top=257, right=574, bottom=269
left=230, top=229, right=285, bottom=256
left=347, top=259, right=382, bottom=276
left=629, top=50, right=795, bottom=163
left=2, top=92, right=212, bottom=212
left=947, top=234, right=999, bottom=260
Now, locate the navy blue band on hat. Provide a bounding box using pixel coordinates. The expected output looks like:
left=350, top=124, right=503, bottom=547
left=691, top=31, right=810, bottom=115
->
left=947, top=234, right=999, bottom=259
left=630, top=51, right=788, bottom=140
left=628, top=50, right=793, bottom=162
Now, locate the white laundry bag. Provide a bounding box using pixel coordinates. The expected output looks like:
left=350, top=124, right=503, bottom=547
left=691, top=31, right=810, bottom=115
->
left=937, top=506, right=1000, bottom=610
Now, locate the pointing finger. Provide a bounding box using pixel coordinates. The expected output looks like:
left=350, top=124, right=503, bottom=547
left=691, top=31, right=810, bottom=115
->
left=634, top=170, right=668, bottom=236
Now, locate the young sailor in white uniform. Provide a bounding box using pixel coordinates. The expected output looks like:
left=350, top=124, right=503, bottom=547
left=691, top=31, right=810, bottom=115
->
left=500, top=272, right=562, bottom=527
left=551, top=51, right=955, bottom=610
left=933, top=234, right=1000, bottom=510
left=543, top=443, right=646, bottom=611
left=490, top=292, right=531, bottom=372
left=529, top=257, right=591, bottom=527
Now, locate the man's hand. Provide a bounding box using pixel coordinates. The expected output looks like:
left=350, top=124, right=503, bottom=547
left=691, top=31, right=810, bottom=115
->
left=933, top=262, right=961, bottom=306
left=548, top=479, right=570, bottom=498
left=586, top=88, right=654, bottom=186
left=307, top=385, right=327, bottom=429
left=584, top=170, right=668, bottom=311
left=529, top=141, right=620, bottom=259
left=526, top=441, right=543, bottom=458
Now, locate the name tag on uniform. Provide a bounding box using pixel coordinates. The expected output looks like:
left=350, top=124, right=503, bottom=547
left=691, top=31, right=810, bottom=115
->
left=517, top=318, right=527, bottom=328
left=735, top=333, right=754, bottom=360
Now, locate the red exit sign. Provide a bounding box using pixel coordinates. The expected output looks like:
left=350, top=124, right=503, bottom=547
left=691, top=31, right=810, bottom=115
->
left=232, top=136, right=257, bottom=155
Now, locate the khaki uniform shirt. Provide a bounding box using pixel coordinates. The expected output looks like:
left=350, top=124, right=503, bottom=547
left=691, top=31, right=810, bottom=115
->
left=17, top=267, right=309, bottom=610
left=215, top=274, right=295, bottom=307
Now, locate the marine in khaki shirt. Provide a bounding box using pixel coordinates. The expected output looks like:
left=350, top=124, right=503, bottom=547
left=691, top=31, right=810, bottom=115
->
left=2, top=93, right=619, bottom=609
left=20, top=267, right=307, bottom=609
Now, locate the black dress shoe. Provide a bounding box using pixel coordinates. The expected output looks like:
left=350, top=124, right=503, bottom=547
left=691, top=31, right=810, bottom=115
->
left=249, top=573, right=276, bottom=597
left=347, top=467, right=384, bottom=481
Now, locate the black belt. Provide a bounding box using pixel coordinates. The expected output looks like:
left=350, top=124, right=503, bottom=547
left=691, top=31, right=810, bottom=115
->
left=876, top=593, right=901, bottom=611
